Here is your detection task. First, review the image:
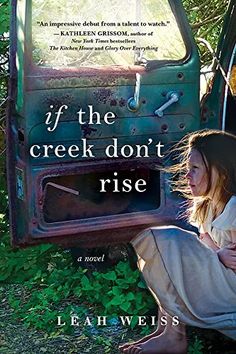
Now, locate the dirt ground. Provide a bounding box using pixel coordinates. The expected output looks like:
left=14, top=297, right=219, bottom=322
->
left=0, top=284, right=141, bottom=354
left=0, top=285, right=235, bottom=354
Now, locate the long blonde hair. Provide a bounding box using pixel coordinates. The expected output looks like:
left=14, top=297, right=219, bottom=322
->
left=168, top=129, right=236, bottom=226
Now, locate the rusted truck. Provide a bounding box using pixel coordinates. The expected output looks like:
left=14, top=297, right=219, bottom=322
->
left=7, top=0, right=236, bottom=248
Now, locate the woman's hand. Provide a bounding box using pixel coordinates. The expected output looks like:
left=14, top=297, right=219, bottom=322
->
left=217, top=244, right=236, bottom=270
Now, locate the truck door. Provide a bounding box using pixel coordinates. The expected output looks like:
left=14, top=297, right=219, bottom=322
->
left=8, top=0, right=200, bottom=247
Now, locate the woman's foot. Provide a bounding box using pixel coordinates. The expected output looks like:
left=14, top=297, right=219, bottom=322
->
left=122, top=331, right=187, bottom=354
left=119, top=327, right=164, bottom=352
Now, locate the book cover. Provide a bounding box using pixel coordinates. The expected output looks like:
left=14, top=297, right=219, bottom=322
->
left=0, top=0, right=236, bottom=353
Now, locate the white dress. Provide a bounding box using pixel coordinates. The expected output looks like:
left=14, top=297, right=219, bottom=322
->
left=131, top=196, right=236, bottom=340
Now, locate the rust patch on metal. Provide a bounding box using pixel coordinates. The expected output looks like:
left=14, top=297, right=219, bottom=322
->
left=93, top=88, right=113, bottom=104
left=45, top=94, right=74, bottom=109
left=81, top=123, right=97, bottom=138
left=119, top=98, right=126, bottom=107
left=110, top=99, right=117, bottom=106
left=31, top=64, right=145, bottom=78
left=27, top=64, right=146, bottom=90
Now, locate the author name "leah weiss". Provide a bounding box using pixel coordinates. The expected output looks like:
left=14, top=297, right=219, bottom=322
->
left=57, top=315, right=180, bottom=327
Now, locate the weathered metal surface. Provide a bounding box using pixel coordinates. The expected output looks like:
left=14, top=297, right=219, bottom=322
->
left=7, top=0, right=206, bottom=248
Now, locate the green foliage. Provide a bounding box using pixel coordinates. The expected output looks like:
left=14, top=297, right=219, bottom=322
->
left=182, top=0, right=228, bottom=66
left=0, top=0, right=9, bottom=35
left=188, top=336, right=204, bottom=354
left=95, top=336, right=113, bottom=352
left=0, top=0, right=9, bottom=100
left=0, top=232, right=155, bottom=334
left=0, top=233, right=61, bottom=282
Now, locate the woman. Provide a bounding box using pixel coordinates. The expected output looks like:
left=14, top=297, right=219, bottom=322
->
left=119, top=129, right=236, bottom=354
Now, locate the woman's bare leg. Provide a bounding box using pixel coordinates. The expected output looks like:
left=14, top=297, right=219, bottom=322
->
left=119, top=308, right=166, bottom=352
left=122, top=314, right=187, bottom=354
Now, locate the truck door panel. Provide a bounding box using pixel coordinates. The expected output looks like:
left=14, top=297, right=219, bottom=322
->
left=8, top=0, right=200, bottom=247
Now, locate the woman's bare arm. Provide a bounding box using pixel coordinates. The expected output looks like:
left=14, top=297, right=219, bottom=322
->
left=199, top=233, right=219, bottom=251
left=200, top=232, right=236, bottom=270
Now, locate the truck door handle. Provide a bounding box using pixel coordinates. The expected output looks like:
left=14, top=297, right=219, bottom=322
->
left=127, top=73, right=141, bottom=112
left=154, top=91, right=180, bottom=117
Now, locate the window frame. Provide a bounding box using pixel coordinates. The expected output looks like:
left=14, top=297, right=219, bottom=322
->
left=26, top=0, right=194, bottom=74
